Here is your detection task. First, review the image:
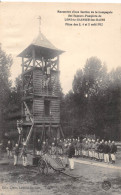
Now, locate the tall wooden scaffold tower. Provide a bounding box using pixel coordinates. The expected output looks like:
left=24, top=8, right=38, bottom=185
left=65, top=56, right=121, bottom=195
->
left=18, top=18, right=64, bottom=154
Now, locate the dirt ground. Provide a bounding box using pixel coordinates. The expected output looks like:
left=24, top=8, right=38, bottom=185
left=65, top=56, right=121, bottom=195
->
left=0, top=152, right=121, bottom=195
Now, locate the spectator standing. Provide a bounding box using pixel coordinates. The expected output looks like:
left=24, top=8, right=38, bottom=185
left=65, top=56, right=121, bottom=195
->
left=36, top=139, right=42, bottom=155
left=98, top=141, right=104, bottom=162
left=13, top=143, right=19, bottom=166
left=22, top=143, right=27, bottom=166
left=103, top=141, right=110, bottom=163
left=6, top=140, right=12, bottom=158
left=110, top=141, right=117, bottom=164
left=68, top=143, right=75, bottom=170
left=51, top=143, right=56, bottom=158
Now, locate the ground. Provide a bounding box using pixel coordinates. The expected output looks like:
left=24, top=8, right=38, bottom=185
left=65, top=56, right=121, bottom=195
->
left=0, top=151, right=121, bottom=195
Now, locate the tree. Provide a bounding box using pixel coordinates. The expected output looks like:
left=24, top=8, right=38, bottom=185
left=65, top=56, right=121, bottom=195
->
left=71, top=57, right=107, bottom=135
left=0, top=45, right=12, bottom=141
left=62, top=56, right=121, bottom=140
left=3, top=75, right=22, bottom=141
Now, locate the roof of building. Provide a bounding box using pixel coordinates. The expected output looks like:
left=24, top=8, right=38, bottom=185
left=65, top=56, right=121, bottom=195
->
left=18, top=32, right=64, bottom=59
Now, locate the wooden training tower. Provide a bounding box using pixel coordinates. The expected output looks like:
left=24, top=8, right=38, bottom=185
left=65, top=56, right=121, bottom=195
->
left=18, top=18, right=64, bottom=154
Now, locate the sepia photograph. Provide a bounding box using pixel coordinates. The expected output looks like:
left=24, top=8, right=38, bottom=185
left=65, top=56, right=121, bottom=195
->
left=0, top=2, right=121, bottom=195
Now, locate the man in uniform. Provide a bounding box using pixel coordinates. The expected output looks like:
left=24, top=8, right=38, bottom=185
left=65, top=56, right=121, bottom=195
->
left=51, top=142, right=56, bottom=158
left=58, top=139, right=63, bottom=155
left=36, top=139, right=42, bottom=155
left=68, top=142, right=75, bottom=170
left=22, top=142, right=27, bottom=166
left=85, top=140, right=89, bottom=158
left=103, top=141, right=110, bottom=163
left=88, top=139, right=93, bottom=159
left=110, top=141, right=117, bottom=164
left=14, top=143, right=19, bottom=166
left=82, top=138, right=86, bottom=158
left=6, top=140, right=12, bottom=158
left=41, top=141, right=48, bottom=154
left=94, top=141, right=99, bottom=161
left=75, top=139, right=78, bottom=157
left=91, top=139, right=96, bottom=159
left=98, top=141, right=104, bottom=162
left=78, top=139, right=82, bottom=157
left=108, top=140, right=112, bottom=162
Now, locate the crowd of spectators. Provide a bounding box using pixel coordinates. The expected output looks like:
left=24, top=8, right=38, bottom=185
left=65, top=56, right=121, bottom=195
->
left=4, top=136, right=118, bottom=166
left=36, top=137, right=118, bottom=164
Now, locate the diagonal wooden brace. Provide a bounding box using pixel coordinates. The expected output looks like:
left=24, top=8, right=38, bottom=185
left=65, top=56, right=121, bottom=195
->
left=25, top=123, right=34, bottom=145
left=23, top=101, right=33, bottom=123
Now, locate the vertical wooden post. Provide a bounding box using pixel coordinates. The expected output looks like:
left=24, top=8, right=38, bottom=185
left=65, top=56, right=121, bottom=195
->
left=32, top=48, right=35, bottom=67
left=42, top=57, right=44, bottom=72
left=119, top=91, right=121, bottom=141
left=22, top=57, right=24, bottom=73
left=32, top=48, right=35, bottom=156
left=33, top=125, right=36, bottom=156
left=60, top=125, right=64, bottom=138
left=57, top=56, right=59, bottom=71
left=21, top=57, right=24, bottom=119
left=42, top=123, right=45, bottom=141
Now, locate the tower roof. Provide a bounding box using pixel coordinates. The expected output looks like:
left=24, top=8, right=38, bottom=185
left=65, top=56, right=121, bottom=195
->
left=18, top=32, right=64, bottom=59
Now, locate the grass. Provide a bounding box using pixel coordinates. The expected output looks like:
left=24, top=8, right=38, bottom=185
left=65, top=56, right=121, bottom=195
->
left=0, top=152, right=121, bottom=195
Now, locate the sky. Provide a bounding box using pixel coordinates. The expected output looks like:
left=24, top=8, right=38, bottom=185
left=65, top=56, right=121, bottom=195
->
left=0, top=2, right=121, bottom=94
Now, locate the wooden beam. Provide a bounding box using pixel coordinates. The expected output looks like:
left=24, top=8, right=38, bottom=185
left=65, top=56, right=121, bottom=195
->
left=35, top=60, right=42, bottom=67
left=42, top=57, right=44, bottom=72
left=25, top=58, right=32, bottom=71
left=60, top=125, right=64, bottom=138
left=22, top=67, right=35, bottom=76
left=22, top=57, right=24, bottom=74
left=33, top=126, right=36, bottom=156
left=22, top=87, right=33, bottom=92
left=41, top=124, right=44, bottom=143
left=22, top=95, right=33, bottom=101
left=22, top=57, right=24, bottom=118
left=23, top=101, right=34, bottom=123
left=24, top=57, right=32, bottom=64
left=32, top=48, right=35, bottom=67
left=22, top=123, right=59, bottom=127
left=51, top=62, right=57, bottom=71
left=24, top=65, right=33, bottom=68
left=57, top=56, right=59, bottom=71
left=25, top=124, right=34, bottom=145
left=26, top=72, right=33, bottom=89
left=20, top=124, right=34, bottom=157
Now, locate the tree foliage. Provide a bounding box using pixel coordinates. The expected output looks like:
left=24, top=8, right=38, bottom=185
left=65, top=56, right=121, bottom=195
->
left=0, top=45, right=13, bottom=140
left=0, top=47, right=121, bottom=142
left=61, top=57, right=121, bottom=140
left=0, top=46, right=22, bottom=141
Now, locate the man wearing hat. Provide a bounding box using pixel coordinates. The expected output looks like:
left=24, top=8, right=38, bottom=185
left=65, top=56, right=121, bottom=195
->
left=110, top=141, right=117, bottom=164
left=22, top=142, right=27, bottom=166
left=36, top=139, right=42, bottom=155
left=14, top=143, right=19, bottom=166
left=6, top=140, right=12, bottom=158
left=51, top=142, right=56, bottom=158
left=103, top=141, right=110, bottom=163
left=68, top=142, right=75, bottom=170
left=98, top=141, right=104, bottom=162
